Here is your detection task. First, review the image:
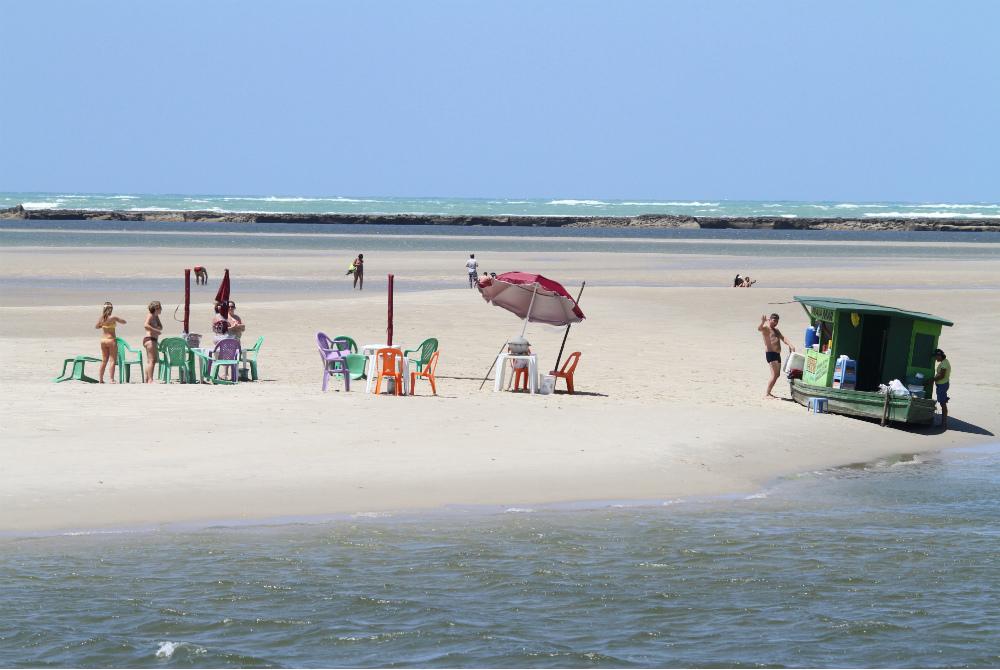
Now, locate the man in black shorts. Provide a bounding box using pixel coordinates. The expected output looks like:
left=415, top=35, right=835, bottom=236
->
left=758, top=312, right=796, bottom=399
left=193, top=266, right=208, bottom=285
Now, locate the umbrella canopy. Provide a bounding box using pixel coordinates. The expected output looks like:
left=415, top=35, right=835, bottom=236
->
left=478, top=272, right=585, bottom=327
left=214, top=268, right=231, bottom=318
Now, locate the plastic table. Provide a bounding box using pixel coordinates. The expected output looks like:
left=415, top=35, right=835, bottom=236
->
left=494, top=353, right=538, bottom=394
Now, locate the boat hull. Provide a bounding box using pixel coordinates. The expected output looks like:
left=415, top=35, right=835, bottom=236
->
left=790, top=379, right=937, bottom=425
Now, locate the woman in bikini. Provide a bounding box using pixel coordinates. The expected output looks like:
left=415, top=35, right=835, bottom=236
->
left=143, top=301, right=163, bottom=383
left=95, top=301, right=126, bottom=383
left=352, top=253, right=364, bottom=290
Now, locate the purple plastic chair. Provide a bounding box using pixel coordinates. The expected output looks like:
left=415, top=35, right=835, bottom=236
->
left=317, top=332, right=350, bottom=392
left=208, top=338, right=242, bottom=384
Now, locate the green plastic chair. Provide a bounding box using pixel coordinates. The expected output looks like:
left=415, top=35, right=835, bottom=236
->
left=158, top=337, right=193, bottom=383
left=404, top=338, right=439, bottom=373
left=116, top=338, right=145, bottom=383
left=53, top=356, right=101, bottom=383
left=345, top=353, right=367, bottom=380
left=332, top=335, right=358, bottom=354
left=240, top=336, right=264, bottom=381
left=331, top=337, right=365, bottom=380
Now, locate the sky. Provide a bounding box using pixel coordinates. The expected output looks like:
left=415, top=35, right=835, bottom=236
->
left=1, top=0, right=998, bottom=201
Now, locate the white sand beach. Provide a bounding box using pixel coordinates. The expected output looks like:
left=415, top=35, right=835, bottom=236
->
left=1, top=243, right=998, bottom=533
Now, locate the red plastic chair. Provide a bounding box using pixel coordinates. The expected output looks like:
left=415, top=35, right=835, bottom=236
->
left=374, top=348, right=404, bottom=396
left=549, top=351, right=581, bottom=394
left=410, top=350, right=440, bottom=395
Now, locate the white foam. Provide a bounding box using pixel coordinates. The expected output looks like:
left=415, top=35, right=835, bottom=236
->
left=915, top=203, right=1000, bottom=209
left=221, top=196, right=381, bottom=203
left=762, top=203, right=785, bottom=208
left=546, top=199, right=608, bottom=206
left=504, top=507, right=535, bottom=513
left=108, top=195, right=138, bottom=200
left=620, top=201, right=720, bottom=207
left=155, top=642, right=180, bottom=658
left=744, top=491, right=768, bottom=500
left=21, top=201, right=62, bottom=210
left=779, top=214, right=798, bottom=218
left=864, top=211, right=992, bottom=219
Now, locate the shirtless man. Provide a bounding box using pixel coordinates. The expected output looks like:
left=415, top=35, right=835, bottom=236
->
left=758, top=313, right=795, bottom=399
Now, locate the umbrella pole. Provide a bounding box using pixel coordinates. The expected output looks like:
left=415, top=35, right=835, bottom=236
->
left=478, top=339, right=510, bottom=390
left=553, top=281, right=586, bottom=373
left=519, top=283, right=539, bottom=338
left=387, top=273, right=394, bottom=346
left=183, top=269, right=191, bottom=334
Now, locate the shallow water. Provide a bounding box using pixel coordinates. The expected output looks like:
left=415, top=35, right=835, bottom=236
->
left=2, top=220, right=999, bottom=260
left=2, top=444, right=998, bottom=668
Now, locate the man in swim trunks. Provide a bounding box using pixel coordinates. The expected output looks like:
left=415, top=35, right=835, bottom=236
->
left=758, top=312, right=795, bottom=399
left=932, top=348, right=951, bottom=430
left=194, top=266, right=208, bottom=285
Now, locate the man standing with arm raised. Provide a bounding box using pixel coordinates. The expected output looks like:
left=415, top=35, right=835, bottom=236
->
left=758, top=313, right=795, bottom=399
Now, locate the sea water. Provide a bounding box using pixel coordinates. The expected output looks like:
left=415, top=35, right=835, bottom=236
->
left=1, top=444, right=998, bottom=668
left=4, top=192, right=1000, bottom=220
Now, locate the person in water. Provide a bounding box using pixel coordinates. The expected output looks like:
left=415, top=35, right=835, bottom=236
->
left=194, top=266, right=208, bottom=285
left=758, top=312, right=795, bottom=399
left=95, top=301, right=127, bottom=383
left=352, top=253, right=364, bottom=290
left=143, top=301, right=163, bottom=383
left=932, top=348, right=951, bottom=430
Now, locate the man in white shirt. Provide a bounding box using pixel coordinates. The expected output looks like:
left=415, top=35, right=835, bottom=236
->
left=466, top=254, right=479, bottom=288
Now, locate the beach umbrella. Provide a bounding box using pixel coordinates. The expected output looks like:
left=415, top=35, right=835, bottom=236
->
left=477, top=272, right=585, bottom=388
left=215, top=268, right=230, bottom=318
left=478, top=272, right=585, bottom=332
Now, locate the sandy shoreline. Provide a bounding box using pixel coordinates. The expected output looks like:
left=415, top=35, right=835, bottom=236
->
left=1, top=243, right=998, bottom=533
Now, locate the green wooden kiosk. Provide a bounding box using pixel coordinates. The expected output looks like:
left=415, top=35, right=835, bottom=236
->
left=790, top=296, right=953, bottom=424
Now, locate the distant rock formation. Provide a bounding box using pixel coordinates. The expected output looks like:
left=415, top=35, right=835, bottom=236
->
left=1, top=203, right=998, bottom=232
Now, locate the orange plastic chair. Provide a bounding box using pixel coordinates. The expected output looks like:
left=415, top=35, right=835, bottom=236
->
left=513, top=366, right=530, bottom=391
left=410, top=350, right=440, bottom=395
left=550, top=351, right=581, bottom=394
left=374, top=348, right=404, bottom=396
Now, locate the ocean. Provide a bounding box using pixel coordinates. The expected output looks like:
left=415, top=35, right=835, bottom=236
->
left=4, top=192, right=1000, bottom=220
left=2, top=444, right=998, bottom=668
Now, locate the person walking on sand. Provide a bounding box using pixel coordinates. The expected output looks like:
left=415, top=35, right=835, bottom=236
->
left=466, top=254, right=479, bottom=288
left=758, top=313, right=795, bottom=399
left=142, top=301, right=163, bottom=383
left=932, top=348, right=951, bottom=429
left=193, top=266, right=208, bottom=285
left=352, top=253, right=364, bottom=290
left=95, top=301, right=126, bottom=383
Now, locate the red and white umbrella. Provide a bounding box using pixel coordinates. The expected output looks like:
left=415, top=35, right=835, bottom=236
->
left=478, top=272, right=585, bottom=334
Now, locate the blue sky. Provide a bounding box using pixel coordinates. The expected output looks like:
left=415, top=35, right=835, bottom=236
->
left=1, top=0, right=998, bottom=201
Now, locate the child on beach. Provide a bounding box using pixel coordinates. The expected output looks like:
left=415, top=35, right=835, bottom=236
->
left=95, top=302, right=126, bottom=383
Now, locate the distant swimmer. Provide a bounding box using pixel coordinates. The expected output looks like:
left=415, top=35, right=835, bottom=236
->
left=194, top=266, right=208, bottom=285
